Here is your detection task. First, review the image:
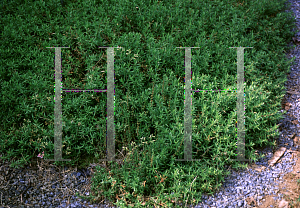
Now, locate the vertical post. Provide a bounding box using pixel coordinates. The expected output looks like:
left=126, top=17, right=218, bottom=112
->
left=175, top=47, right=201, bottom=162
left=184, top=48, right=192, bottom=161
left=229, top=47, right=253, bottom=162
left=97, top=47, right=123, bottom=163
left=45, top=47, right=71, bottom=162
left=106, top=47, right=115, bottom=161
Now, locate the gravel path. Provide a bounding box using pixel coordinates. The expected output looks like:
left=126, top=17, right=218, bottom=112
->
left=1, top=0, right=300, bottom=207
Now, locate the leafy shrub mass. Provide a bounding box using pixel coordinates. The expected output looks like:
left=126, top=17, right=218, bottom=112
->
left=0, top=0, right=298, bottom=207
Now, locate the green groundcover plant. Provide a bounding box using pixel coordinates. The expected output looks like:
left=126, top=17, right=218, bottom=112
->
left=0, top=0, right=298, bottom=207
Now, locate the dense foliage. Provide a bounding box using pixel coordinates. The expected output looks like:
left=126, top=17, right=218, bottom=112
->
left=0, top=0, right=297, bottom=207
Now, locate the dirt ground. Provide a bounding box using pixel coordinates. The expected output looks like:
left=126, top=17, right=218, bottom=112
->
left=245, top=146, right=300, bottom=208
left=244, top=99, right=300, bottom=208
